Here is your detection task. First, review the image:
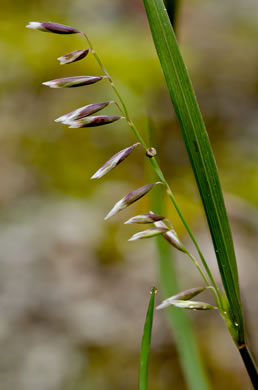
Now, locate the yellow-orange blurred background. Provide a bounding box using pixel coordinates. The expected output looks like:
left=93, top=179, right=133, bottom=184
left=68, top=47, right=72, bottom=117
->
left=0, top=0, right=257, bottom=389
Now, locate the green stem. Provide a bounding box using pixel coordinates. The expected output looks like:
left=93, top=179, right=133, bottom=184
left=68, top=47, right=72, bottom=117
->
left=185, top=250, right=220, bottom=307
left=149, top=156, right=223, bottom=309
left=81, top=30, right=223, bottom=309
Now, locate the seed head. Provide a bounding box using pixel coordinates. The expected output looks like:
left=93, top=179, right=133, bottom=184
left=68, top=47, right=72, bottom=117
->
left=26, top=21, right=80, bottom=34
left=156, top=299, right=216, bottom=311
left=162, top=229, right=186, bottom=252
left=155, top=287, right=206, bottom=309
left=124, top=213, right=165, bottom=224
left=104, top=182, right=161, bottom=220
left=57, top=49, right=89, bottom=65
left=128, top=227, right=168, bottom=242
left=42, top=76, right=103, bottom=88
left=153, top=218, right=186, bottom=252
left=55, top=102, right=112, bottom=124
left=91, top=143, right=140, bottom=179
left=67, top=115, right=121, bottom=128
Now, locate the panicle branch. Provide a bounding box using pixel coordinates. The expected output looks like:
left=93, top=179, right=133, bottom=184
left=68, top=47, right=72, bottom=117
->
left=27, top=19, right=222, bottom=314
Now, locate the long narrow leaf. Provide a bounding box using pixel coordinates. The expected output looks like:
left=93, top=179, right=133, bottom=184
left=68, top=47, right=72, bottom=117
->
left=143, top=0, right=244, bottom=344
left=138, top=287, right=156, bottom=390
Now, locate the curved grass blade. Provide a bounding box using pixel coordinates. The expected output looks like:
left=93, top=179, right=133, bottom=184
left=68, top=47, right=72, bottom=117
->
left=138, top=287, right=157, bottom=390
left=143, top=0, right=244, bottom=344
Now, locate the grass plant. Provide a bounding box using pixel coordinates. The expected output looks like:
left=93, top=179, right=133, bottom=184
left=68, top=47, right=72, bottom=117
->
left=26, top=4, right=258, bottom=388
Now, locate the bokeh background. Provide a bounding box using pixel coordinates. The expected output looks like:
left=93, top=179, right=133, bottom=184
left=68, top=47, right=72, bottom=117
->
left=1, top=0, right=258, bottom=389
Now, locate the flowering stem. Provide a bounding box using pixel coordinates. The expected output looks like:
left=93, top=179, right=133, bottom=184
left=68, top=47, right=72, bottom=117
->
left=81, top=31, right=223, bottom=310
left=185, top=250, right=220, bottom=307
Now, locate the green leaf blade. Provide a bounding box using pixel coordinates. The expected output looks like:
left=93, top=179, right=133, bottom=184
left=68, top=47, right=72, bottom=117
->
left=143, top=0, right=244, bottom=343
left=138, top=287, right=156, bottom=390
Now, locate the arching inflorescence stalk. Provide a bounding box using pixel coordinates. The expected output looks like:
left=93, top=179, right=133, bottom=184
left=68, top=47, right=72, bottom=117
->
left=27, top=20, right=226, bottom=314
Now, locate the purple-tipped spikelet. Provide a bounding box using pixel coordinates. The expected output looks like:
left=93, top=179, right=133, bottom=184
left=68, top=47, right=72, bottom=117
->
left=128, top=227, right=168, bottom=242
left=156, top=287, right=207, bottom=310
left=91, top=143, right=140, bottom=179
left=153, top=217, right=186, bottom=252
left=124, top=213, right=165, bottom=224
left=156, top=299, right=216, bottom=311
left=57, top=49, right=89, bottom=65
left=104, top=182, right=161, bottom=220
left=162, top=228, right=186, bottom=252
left=55, top=102, right=112, bottom=124
left=167, top=286, right=207, bottom=301
left=42, top=76, right=104, bottom=88
left=26, top=21, right=80, bottom=34
left=67, top=115, right=121, bottom=128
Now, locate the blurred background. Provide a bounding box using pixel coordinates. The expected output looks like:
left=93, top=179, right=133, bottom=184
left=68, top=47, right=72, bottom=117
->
left=0, top=0, right=258, bottom=389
